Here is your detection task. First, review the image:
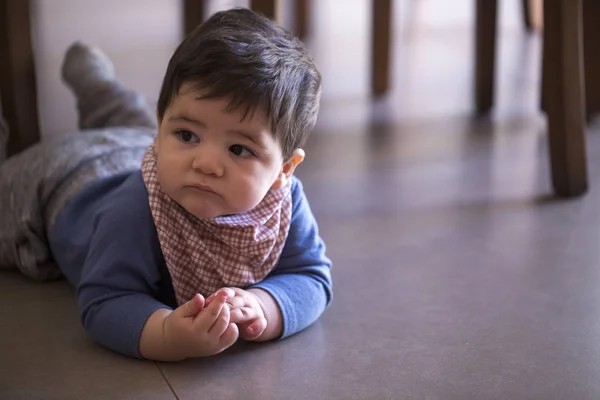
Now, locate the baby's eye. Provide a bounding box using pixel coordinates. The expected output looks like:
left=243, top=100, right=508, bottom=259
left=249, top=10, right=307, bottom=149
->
left=175, top=129, right=199, bottom=143
left=229, top=144, right=255, bottom=158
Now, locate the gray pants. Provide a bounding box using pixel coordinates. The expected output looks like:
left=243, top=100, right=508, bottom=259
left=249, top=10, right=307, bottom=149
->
left=0, top=84, right=156, bottom=280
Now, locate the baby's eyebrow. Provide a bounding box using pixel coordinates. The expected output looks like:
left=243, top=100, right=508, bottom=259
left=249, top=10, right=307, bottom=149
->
left=167, top=115, right=206, bottom=127
left=227, top=129, right=268, bottom=149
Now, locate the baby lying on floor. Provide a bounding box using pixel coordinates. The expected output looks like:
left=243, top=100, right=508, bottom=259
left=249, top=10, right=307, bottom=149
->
left=0, top=8, right=332, bottom=361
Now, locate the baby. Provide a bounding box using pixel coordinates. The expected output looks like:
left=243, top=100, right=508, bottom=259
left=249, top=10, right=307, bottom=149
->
left=0, top=8, right=332, bottom=361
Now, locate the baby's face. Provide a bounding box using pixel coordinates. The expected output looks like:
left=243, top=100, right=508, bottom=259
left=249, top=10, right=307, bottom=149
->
left=154, top=84, right=287, bottom=219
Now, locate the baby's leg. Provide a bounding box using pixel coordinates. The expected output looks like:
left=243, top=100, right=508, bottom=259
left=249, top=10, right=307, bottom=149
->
left=61, top=42, right=157, bottom=131
left=0, top=128, right=153, bottom=280
left=0, top=43, right=157, bottom=281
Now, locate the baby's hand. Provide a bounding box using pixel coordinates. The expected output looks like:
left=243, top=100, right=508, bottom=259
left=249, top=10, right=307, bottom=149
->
left=163, top=289, right=239, bottom=359
left=206, top=288, right=267, bottom=341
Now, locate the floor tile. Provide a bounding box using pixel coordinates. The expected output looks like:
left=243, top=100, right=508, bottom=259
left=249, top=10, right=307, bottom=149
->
left=0, top=272, right=175, bottom=400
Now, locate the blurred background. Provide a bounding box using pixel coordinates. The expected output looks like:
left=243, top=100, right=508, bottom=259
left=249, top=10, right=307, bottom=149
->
left=32, top=0, right=542, bottom=137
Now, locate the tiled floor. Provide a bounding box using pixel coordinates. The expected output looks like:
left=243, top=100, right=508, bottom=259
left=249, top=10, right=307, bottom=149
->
left=4, top=0, right=600, bottom=399
left=0, top=272, right=175, bottom=400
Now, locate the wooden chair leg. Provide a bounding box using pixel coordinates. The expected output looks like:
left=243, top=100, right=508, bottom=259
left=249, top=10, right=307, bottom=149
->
left=541, top=0, right=600, bottom=121
left=541, top=2, right=548, bottom=114
left=543, top=0, right=587, bottom=197
left=582, top=0, right=600, bottom=119
left=474, top=0, right=498, bottom=115
left=251, top=0, right=277, bottom=20
left=0, top=0, right=40, bottom=157
left=295, top=0, right=309, bottom=39
left=183, top=0, right=205, bottom=35
left=372, top=0, right=392, bottom=97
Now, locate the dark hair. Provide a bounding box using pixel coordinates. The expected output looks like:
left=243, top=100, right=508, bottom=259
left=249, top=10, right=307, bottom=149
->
left=157, top=8, right=321, bottom=160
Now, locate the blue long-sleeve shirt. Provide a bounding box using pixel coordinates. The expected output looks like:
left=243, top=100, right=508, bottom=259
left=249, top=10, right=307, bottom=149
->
left=49, top=171, right=332, bottom=358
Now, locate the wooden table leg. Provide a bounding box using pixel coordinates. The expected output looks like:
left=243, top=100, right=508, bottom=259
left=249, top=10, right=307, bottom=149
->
left=474, top=0, right=498, bottom=115
left=372, top=0, right=392, bottom=97
left=183, top=0, right=205, bottom=35
left=0, top=0, right=40, bottom=157
left=543, top=0, right=588, bottom=197
left=251, top=0, right=277, bottom=20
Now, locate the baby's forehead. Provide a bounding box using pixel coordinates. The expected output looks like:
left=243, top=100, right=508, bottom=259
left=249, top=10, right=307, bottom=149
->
left=177, top=84, right=269, bottom=120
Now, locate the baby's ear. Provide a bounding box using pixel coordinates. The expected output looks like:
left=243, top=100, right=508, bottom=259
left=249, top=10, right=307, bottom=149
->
left=271, top=149, right=305, bottom=190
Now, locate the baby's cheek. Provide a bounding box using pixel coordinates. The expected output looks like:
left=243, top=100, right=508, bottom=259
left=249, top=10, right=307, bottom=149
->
left=231, top=184, right=265, bottom=212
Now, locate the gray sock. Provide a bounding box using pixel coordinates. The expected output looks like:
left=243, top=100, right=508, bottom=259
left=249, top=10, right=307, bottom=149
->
left=61, top=42, right=157, bottom=130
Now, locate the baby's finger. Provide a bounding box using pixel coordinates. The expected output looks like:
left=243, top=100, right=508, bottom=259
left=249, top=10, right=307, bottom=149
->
left=229, top=306, right=260, bottom=324
left=241, top=317, right=267, bottom=341
left=174, top=293, right=205, bottom=319
left=219, top=323, right=240, bottom=349
left=208, top=302, right=231, bottom=335
left=205, top=294, right=215, bottom=307
left=226, top=295, right=247, bottom=310
left=195, top=290, right=229, bottom=326
left=205, top=288, right=235, bottom=308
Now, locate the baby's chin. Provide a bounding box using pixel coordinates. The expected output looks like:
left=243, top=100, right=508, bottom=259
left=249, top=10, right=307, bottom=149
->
left=176, top=194, right=263, bottom=220
left=182, top=204, right=249, bottom=221
left=185, top=207, right=226, bottom=220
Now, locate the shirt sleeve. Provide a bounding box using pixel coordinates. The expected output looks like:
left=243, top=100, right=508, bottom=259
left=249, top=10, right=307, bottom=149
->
left=51, top=173, right=174, bottom=359
left=251, top=178, right=333, bottom=338
left=76, top=210, right=172, bottom=358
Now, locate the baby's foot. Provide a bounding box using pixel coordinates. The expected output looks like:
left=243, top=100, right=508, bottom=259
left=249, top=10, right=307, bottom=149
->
left=61, top=41, right=116, bottom=99
left=61, top=42, right=156, bottom=130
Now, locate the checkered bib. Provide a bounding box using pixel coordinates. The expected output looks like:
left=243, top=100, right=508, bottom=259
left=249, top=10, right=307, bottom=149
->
left=141, top=145, right=292, bottom=305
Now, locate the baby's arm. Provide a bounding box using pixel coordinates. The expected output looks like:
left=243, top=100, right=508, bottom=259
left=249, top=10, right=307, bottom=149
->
left=245, top=288, right=283, bottom=340
left=248, top=178, right=333, bottom=339
left=76, top=212, right=240, bottom=360
left=62, top=174, right=240, bottom=360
